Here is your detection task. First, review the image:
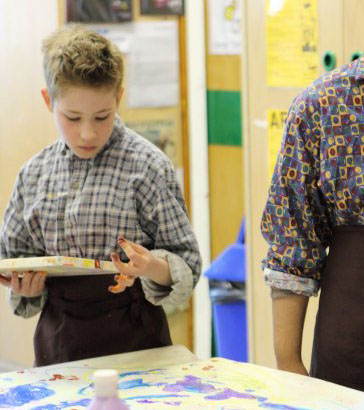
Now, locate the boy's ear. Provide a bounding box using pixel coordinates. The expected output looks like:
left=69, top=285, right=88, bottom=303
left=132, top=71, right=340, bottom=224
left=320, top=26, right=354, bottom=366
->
left=116, top=87, right=124, bottom=108
left=41, top=88, right=53, bottom=112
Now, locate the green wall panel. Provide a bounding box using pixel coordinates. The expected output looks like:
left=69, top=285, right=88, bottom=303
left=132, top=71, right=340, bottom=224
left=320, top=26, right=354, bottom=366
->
left=207, top=90, right=242, bottom=146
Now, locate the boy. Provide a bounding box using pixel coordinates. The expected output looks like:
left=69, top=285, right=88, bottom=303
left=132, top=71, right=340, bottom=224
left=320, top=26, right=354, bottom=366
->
left=0, top=24, right=201, bottom=366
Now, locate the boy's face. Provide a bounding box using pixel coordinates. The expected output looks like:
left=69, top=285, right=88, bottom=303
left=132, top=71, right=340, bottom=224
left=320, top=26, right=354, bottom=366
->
left=41, top=86, right=123, bottom=159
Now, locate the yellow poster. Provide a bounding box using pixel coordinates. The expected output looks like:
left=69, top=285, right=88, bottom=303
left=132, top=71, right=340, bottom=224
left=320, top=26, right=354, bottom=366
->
left=266, top=0, right=319, bottom=87
left=268, top=109, right=288, bottom=180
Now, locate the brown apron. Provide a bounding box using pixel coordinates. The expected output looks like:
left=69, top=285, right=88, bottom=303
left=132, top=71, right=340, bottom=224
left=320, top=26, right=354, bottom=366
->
left=310, top=225, right=364, bottom=391
left=34, top=275, right=171, bottom=366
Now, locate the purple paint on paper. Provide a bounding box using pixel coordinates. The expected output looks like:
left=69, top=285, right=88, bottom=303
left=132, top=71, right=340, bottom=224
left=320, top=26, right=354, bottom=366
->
left=0, top=384, right=54, bottom=408
left=205, top=387, right=256, bottom=400
left=126, top=394, right=188, bottom=400
left=163, top=375, right=216, bottom=394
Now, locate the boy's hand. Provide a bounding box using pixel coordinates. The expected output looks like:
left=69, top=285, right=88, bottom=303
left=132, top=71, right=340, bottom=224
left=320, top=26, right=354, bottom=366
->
left=0, top=271, right=47, bottom=297
left=108, top=237, right=171, bottom=294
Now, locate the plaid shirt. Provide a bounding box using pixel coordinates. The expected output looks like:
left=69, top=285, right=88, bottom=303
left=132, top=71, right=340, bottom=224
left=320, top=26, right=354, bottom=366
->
left=0, top=116, right=201, bottom=317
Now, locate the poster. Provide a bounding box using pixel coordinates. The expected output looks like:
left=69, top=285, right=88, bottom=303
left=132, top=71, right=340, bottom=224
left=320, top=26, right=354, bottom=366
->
left=140, top=0, right=184, bottom=15
left=208, top=0, right=242, bottom=55
left=128, top=21, right=179, bottom=108
left=266, top=0, right=319, bottom=87
left=125, top=119, right=177, bottom=163
left=66, top=0, right=132, bottom=23
left=96, top=22, right=180, bottom=109
left=267, top=109, right=288, bottom=180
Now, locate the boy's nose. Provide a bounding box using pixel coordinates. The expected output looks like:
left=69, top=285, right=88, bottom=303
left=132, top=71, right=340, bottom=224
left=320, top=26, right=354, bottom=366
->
left=80, top=123, right=97, bottom=141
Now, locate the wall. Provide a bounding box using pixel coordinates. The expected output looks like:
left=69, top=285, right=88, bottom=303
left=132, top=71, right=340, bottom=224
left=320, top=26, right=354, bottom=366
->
left=0, top=0, right=59, bottom=367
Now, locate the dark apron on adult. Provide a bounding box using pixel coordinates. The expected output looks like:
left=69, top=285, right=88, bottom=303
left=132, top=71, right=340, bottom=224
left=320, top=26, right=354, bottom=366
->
left=34, top=275, right=172, bottom=366
left=310, top=225, right=364, bottom=391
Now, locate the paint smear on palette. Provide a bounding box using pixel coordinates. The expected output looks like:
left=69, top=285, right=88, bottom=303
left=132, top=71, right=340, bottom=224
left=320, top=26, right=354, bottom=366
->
left=0, top=384, right=54, bottom=408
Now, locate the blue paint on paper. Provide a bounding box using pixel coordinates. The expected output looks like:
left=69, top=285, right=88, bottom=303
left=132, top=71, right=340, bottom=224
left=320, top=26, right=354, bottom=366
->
left=0, top=384, right=54, bottom=408
left=30, top=398, right=91, bottom=409
left=119, top=369, right=163, bottom=378
left=78, top=384, right=93, bottom=396
left=120, top=378, right=153, bottom=389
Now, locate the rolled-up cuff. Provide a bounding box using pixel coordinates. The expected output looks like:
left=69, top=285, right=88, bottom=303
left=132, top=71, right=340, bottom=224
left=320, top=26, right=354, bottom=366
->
left=264, top=267, right=319, bottom=297
left=8, top=288, right=47, bottom=318
left=141, top=249, right=193, bottom=309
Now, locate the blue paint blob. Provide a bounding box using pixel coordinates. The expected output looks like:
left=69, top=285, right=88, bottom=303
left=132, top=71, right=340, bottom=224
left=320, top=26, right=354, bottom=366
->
left=120, top=378, right=151, bottom=389
left=0, top=384, right=55, bottom=408
left=30, top=398, right=91, bottom=410
left=119, top=369, right=162, bottom=378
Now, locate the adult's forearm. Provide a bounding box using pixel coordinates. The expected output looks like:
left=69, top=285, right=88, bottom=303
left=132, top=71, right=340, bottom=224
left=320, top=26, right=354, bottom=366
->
left=272, top=292, right=309, bottom=375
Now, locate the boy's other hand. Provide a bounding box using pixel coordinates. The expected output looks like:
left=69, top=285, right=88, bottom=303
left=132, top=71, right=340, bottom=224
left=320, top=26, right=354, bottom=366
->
left=0, top=271, right=47, bottom=297
left=109, top=237, right=171, bottom=294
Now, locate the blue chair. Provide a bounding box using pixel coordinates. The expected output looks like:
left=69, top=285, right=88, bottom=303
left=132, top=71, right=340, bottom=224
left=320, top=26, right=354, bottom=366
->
left=204, top=219, right=248, bottom=362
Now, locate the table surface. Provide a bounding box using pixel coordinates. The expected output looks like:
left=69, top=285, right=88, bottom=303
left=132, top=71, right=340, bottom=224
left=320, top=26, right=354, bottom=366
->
left=1, top=345, right=364, bottom=410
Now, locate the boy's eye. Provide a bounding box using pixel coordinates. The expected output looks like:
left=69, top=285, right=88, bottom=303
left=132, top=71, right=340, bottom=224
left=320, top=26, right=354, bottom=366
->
left=66, top=116, right=80, bottom=122
left=95, top=115, right=110, bottom=121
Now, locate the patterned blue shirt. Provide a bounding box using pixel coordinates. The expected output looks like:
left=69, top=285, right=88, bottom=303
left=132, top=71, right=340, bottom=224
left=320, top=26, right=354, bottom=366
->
left=261, top=58, right=364, bottom=296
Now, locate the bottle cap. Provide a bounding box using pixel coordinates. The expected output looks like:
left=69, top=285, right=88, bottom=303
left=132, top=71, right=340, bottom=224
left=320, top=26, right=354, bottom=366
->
left=93, top=369, right=119, bottom=397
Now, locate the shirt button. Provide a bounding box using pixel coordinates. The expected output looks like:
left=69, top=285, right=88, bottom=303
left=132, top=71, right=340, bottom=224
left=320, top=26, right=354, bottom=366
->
left=70, top=181, right=79, bottom=189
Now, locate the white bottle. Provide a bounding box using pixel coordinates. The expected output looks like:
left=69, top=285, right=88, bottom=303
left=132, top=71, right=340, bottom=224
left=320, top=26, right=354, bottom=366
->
left=87, top=369, right=129, bottom=410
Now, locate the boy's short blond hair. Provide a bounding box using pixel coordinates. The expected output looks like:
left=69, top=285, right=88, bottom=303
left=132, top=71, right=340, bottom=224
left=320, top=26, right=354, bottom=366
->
left=42, top=24, right=124, bottom=101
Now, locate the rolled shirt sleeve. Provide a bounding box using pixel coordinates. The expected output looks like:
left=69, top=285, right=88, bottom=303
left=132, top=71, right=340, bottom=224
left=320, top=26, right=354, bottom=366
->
left=137, top=156, right=201, bottom=307
left=0, top=169, right=47, bottom=318
left=261, top=91, right=332, bottom=297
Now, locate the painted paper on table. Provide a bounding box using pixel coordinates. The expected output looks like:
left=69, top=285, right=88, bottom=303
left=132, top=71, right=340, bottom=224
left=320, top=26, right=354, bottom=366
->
left=0, top=256, right=118, bottom=277
left=0, top=356, right=364, bottom=409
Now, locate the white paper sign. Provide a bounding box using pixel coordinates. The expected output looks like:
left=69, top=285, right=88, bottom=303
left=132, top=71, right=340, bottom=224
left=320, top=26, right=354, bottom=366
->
left=208, top=0, right=242, bottom=55
left=128, top=20, right=179, bottom=108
